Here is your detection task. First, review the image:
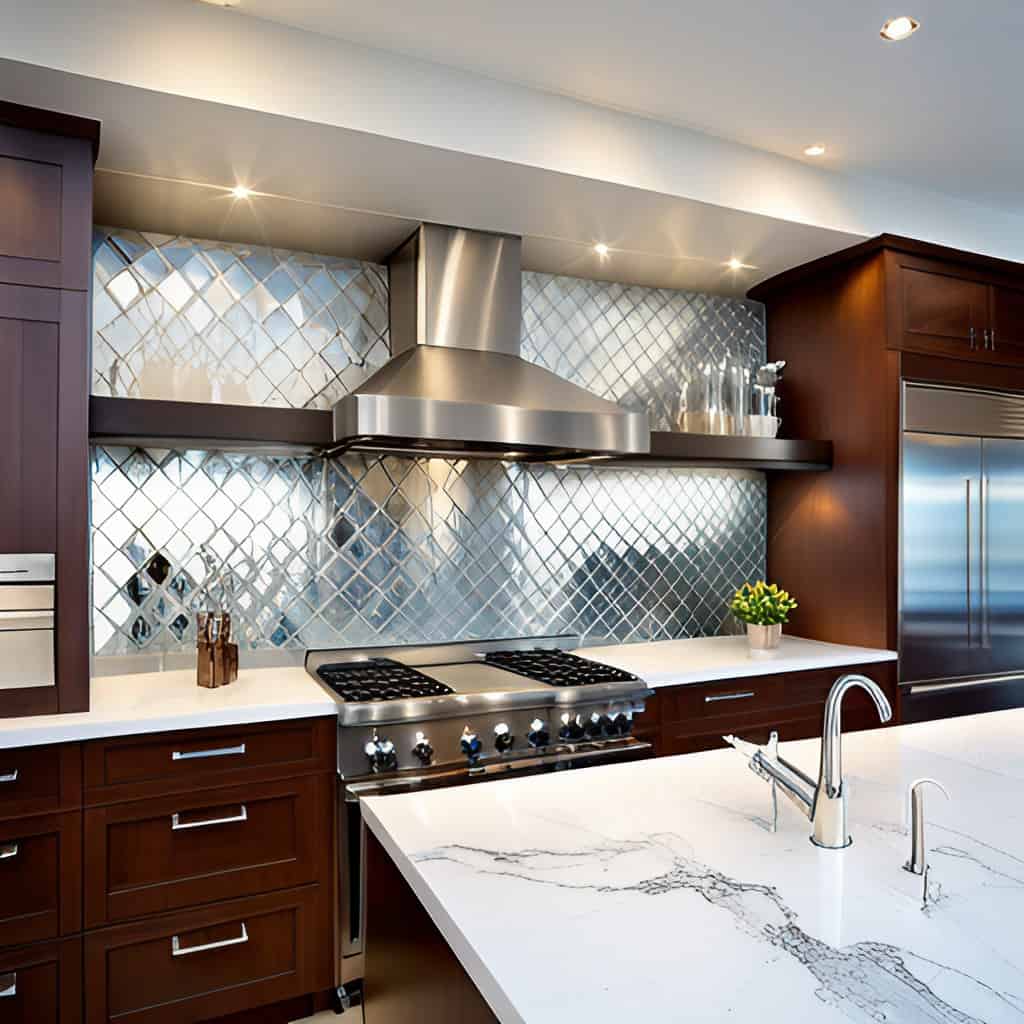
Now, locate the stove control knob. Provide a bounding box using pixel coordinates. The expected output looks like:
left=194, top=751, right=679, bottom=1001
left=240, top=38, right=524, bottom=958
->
left=411, top=731, right=434, bottom=766
left=364, top=732, right=398, bottom=774
left=585, top=712, right=609, bottom=739
left=460, top=727, right=483, bottom=764
left=527, top=718, right=550, bottom=748
left=493, top=722, right=515, bottom=753
left=608, top=711, right=634, bottom=737
left=559, top=712, right=586, bottom=742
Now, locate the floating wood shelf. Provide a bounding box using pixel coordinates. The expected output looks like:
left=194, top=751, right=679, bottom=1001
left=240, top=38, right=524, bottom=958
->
left=592, top=432, right=833, bottom=471
left=89, top=397, right=333, bottom=453
left=89, top=398, right=833, bottom=470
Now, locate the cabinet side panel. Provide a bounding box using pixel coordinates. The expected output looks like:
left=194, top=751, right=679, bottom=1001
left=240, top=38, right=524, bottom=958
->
left=764, top=253, right=897, bottom=651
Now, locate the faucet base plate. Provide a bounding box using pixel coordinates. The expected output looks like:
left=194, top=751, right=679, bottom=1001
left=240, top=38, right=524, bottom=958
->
left=810, top=835, right=852, bottom=850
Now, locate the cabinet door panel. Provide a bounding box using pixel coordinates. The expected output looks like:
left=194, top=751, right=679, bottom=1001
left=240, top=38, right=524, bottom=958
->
left=988, top=285, right=1024, bottom=365
left=0, top=937, right=83, bottom=1024
left=84, top=776, right=325, bottom=926
left=900, top=265, right=988, bottom=358
left=0, top=316, right=58, bottom=554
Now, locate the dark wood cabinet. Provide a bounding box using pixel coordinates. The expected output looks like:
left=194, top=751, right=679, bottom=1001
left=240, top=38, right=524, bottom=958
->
left=989, top=283, right=1024, bottom=363
left=83, top=717, right=335, bottom=804
left=0, top=811, right=82, bottom=948
left=751, top=235, right=1024, bottom=713
left=0, top=103, right=98, bottom=718
left=84, top=774, right=330, bottom=926
left=897, top=260, right=989, bottom=358
left=0, top=937, right=83, bottom=1024
left=84, top=885, right=330, bottom=1024
left=635, top=661, right=897, bottom=756
left=0, top=742, right=82, bottom=820
left=4, top=717, right=336, bottom=1023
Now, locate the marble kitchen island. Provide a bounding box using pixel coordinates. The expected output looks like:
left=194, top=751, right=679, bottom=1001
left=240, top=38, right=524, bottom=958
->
left=361, top=710, right=1024, bottom=1023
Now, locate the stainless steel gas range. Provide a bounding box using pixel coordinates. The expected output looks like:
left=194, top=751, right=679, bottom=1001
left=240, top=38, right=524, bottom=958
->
left=304, top=634, right=653, bottom=997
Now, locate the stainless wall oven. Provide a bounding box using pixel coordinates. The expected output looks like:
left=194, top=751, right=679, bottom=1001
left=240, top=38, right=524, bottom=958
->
left=0, top=554, right=55, bottom=690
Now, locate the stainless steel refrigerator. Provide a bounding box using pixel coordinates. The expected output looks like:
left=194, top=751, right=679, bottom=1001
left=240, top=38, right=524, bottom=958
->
left=901, top=383, right=1024, bottom=715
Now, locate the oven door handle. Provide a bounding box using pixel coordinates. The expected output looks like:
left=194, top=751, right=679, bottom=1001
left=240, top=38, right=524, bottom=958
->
left=343, top=740, right=654, bottom=801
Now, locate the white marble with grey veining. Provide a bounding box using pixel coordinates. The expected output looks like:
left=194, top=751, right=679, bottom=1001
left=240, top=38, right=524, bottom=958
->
left=577, top=634, right=897, bottom=689
left=361, top=710, right=1024, bottom=1024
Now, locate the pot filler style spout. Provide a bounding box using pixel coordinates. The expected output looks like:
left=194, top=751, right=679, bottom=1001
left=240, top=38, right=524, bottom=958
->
left=329, top=223, right=651, bottom=462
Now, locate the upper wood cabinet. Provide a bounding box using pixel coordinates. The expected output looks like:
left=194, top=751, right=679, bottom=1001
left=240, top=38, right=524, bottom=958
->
left=0, top=103, right=98, bottom=718
left=898, top=260, right=989, bottom=357
left=884, top=248, right=1024, bottom=367
left=989, top=283, right=1024, bottom=363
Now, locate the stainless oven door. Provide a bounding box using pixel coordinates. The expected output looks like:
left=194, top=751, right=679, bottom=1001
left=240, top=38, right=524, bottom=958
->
left=336, top=737, right=652, bottom=984
left=0, top=584, right=55, bottom=690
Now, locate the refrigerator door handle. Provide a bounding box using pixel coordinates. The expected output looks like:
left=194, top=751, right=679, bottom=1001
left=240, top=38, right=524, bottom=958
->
left=981, top=473, right=990, bottom=649
left=965, top=478, right=973, bottom=649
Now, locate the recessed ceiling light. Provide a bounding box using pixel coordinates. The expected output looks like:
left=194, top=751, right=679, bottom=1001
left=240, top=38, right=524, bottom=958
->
left=230, top=185, right=253, bottom=200
left=725, top=258, right=745, bottom=271
left=199, top=0, right=240, bottom=7
left=880, top=15, right=920, bottom=41
left=803, top=144, right=826, bottom=157
left=593, top=243, right=610, bottom=257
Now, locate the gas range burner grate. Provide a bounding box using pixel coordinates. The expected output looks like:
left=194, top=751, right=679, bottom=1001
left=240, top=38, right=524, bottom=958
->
left=316, top=659, right=455, bottom=703
left=484, top=649, right=639, bottom=687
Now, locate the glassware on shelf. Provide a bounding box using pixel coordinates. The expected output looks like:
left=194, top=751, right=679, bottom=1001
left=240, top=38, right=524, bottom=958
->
left=677, top=353, right=749, bottom=436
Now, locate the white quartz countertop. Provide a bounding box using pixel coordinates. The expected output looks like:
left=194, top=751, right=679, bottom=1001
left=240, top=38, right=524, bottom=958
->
left=362, top=710, right=1024, bottom=1024
left=0, top=666, right=335, bottom=749
left=577, top=634, right=896, bottom=688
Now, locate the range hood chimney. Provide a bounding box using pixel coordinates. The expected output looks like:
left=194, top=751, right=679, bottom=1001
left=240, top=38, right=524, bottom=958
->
left=330, top=224, right=650, bottom=460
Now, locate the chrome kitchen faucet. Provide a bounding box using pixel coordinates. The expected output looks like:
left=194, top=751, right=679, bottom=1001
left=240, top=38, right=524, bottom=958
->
left=724, top=673, right=893, bottom=849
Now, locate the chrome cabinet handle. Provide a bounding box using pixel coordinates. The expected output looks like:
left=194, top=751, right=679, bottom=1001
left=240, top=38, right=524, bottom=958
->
left=171, top=805, right=247, bottom=831
left=991, top=327, right=997, bottom=351
left=172, top=922, right=248, bottom=957
left=705, top=691, right=755, bottom=703
left=172, top=743, right=246, bottom=762
left=0, top=770, right=17, bottom=784
left=969, top=326, right=977, bottom=350
left=0, top=842, right=18, bottom=860
left=0, top=972, right=15, bottom=998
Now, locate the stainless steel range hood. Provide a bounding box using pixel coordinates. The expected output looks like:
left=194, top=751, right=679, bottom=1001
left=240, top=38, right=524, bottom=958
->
left=330, top=224, right=650, bottom=460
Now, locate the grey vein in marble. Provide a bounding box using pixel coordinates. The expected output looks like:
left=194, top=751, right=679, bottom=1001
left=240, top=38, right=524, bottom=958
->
left=415, top=834, right=1023, bottom=1023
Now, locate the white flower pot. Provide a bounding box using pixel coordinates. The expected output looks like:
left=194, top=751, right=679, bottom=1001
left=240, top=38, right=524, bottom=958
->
left=747, top=623, right=782, bottom=653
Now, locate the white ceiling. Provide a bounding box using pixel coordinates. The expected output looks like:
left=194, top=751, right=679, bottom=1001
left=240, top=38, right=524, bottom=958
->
left=232, top=0, right=1024, bottom=213
left=0, top=59, right=863, bottom=297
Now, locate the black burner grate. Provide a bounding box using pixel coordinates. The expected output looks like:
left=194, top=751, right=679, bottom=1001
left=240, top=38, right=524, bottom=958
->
left=484, top=649, right=639, bottom=687
left=316, top=659, right=454, bottom=703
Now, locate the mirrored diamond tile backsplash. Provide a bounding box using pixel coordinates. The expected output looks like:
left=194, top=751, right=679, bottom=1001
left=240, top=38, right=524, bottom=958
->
left=90, top=229, right=767, bottom=657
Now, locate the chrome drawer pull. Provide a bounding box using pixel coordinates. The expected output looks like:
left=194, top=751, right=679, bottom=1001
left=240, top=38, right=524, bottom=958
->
left=172, top=743, right=246, bottom=761
left=171, top=805, right=247, bottom=831
left=705, top=691, right=755, bottom=703
left=0, top=770, right=18, bottom=783
left=0, top=972, right=15, bottom=998
left=0, top=842, right=18, bottom=860
left=172, top=923, right=248, bottom=957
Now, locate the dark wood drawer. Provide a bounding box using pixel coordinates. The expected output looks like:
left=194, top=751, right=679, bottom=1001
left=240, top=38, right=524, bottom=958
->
left=84, top=718, right=335, bottom=805
left=656, top=662, right=895, bottom=727
left=0, top=936, right=83, bottom=1024
left=84, top=885, right=330, bottom=1024
left=0, top=743, right=82, bottom=820
left=0, top=811, right=82, bottom=949
left=84, top=775, right=330, bottom=926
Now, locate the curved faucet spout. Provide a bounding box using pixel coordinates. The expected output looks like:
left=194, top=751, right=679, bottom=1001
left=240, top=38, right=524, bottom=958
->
left=820, top=674, right=893, bottom=800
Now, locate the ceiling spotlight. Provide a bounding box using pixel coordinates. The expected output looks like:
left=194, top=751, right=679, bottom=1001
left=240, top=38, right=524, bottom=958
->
left=725, top=258, right=745, bottom=271
left=803, top=144, right=826, bottom=157
left=230, top=185, right=253, bottom=200
left=880, top=16, right=920, bottom=41
left=593, top=243, right=610, bottom=257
